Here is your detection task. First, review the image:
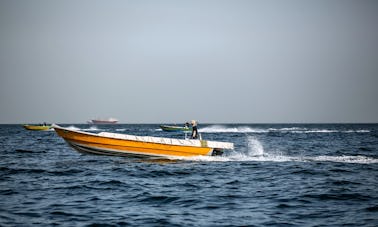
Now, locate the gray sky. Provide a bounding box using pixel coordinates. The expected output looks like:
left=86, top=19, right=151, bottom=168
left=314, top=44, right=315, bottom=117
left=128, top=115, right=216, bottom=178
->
left=1, top=0, right=377, bottom=123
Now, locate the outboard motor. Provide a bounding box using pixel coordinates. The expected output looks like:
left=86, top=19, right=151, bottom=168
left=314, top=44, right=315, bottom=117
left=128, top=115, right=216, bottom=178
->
left=212, top=149, right=224, bottom=156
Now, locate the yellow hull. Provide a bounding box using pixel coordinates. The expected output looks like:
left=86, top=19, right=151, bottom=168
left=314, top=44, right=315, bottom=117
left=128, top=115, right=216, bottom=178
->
left=53, top=125, right=215, bottom=158
left=23, top=125, right=52, bottom=131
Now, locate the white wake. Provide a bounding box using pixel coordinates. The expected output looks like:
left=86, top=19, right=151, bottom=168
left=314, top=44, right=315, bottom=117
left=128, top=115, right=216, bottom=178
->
left=182, top=136, right=378, bottom=164
left=199, top=125, right=370, bottom=134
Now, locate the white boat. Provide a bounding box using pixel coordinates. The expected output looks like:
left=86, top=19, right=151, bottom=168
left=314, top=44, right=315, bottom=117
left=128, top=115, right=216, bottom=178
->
left=88, top=118, right=118, bottom=124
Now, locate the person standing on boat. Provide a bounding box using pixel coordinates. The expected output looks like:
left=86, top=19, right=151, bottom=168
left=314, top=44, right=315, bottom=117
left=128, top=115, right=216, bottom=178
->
left=191, top=120, right=198, bottom=139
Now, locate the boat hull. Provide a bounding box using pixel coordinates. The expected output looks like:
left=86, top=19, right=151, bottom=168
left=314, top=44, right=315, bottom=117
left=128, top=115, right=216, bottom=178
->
left=160, top=125, right=191, bottom=132
left=89, top=120, right=118, bottom=124
left=23, top=125, right=52, bottom=131
left=53, top=126, right=216, bottom=158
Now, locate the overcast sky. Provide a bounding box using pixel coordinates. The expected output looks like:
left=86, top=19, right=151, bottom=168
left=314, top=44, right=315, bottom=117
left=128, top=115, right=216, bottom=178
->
left=1, top=0, right=377, bottom=123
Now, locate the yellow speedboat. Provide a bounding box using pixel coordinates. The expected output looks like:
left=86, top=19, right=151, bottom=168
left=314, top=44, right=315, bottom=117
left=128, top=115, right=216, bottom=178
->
left=53, top=124, right=233, bottom=158
left=23, top=124, right=52, bottom=131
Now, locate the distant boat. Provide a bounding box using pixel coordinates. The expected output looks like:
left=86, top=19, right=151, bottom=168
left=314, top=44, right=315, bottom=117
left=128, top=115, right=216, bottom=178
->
left=88, top=118, right=118, bottom=124
left=160, top=125, right=191, bottom=132
left=23, top=124, right=52, bottom=131
left=53, top=124, right=233, bottom=158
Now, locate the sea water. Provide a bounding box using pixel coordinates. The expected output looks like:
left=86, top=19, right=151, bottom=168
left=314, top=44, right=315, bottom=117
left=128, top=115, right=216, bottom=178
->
left=0, top=124, right=377, bottom=226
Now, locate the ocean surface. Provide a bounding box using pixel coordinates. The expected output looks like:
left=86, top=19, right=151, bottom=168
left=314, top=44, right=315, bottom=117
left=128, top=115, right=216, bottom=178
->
left=1, top=124, right=377, bottom=226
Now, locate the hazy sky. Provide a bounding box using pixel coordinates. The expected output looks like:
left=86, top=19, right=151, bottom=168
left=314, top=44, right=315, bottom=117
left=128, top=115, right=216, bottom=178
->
left=1, top=0, right=377, bottom=123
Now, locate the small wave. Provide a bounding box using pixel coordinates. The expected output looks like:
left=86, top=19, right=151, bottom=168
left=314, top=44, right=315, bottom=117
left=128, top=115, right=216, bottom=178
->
left=0, top=189, right=18, bottom=195
left=97, top=179, right=125, bottom=186
left=293, top=129, right=370, bottom=133
left=116, top=128, right=126, bottom=132
left=66, top=126, right=80, bottom=131
left=269, top=127, right=305, bottom=131
left=82, top=126, right=101, bottom=131
left=137, top=195, right=179, bottom=204
left=303, top=192, right=372, bottom=201
left=47, top=169, right=83, bottom=176
left=355, top=130, right=370, bottom=133
left=199, top=125, right=266, bottom=133
left=49, top=211, right=73, bottom=216
left=305, top=155, right=378, bottom=164
left=4, top=167, right=47, bottom=174
left=366, top=205, right=378, bottom=212
left=294, top=129, right=339, bottom=133
left=66, top=126, right=105, bottom=131
left=15, top=149, right=34, bottom=153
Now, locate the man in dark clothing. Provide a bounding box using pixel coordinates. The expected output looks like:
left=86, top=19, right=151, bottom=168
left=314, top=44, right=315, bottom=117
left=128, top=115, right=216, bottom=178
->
left=191, top=120, right=198, bottom=139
